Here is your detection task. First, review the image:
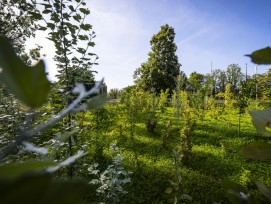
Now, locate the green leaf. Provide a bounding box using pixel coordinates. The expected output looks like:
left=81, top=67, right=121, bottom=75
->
left=256, top=182, right=271, bottom=201
left=240, top=141, right=271, bottom=161
left=0, top=173, right=91, bottom=204
left=42, top=9, right=52, bottom=14
left=44, top=4, right=53, bottom=9
left=86, top=94, right=108, bottom=109
left=73, top=14, right=82, bottom=22
left=63, top=13, right=70, bottom=19
left=246, top=47, right=271, bottom=65
left=38, top=26, right=47, bottom=31
left=76, top=47, right=86, bottom=54
left=79, top=8, right=90, bottom=15
left=50, top=12, right=60, bottom=23
left=68, top=5, right=75, bottom=12
left=165, top=187, right=172, bottom=194
left=29, top=11, right=42, bottom=20
left=78, top=35, right=89, bottom=41
left=53, top=2, right=60, bottom=10
left=249, top=109, right=271, bottom=137
left=0, top=37, right=50, bottom=108
left=87, top=41, right=95, bottom=47
left=47, top=23, right=55, bottom=30
left=0, top=161, right=54, bottom=179
left=223, top=179, right=259, bottom=204
left=74, top=94, right=108, bottom=112
left=80, top=23, right=92, bottom=31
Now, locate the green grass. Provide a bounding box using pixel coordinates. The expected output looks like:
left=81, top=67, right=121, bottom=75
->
left=81, top=106, right=271, bottom=203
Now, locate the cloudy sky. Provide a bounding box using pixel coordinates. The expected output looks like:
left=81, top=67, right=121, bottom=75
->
left=31, top=0, right=271, bottom=90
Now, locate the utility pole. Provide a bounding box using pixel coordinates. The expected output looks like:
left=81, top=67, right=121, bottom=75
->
left=245, top=63, right=247, bottom=82
left=255, top=65, right=258, bottom=105
left=210, top=61, right=213, bottom=96
left=210, top=61, right=213, bottom=74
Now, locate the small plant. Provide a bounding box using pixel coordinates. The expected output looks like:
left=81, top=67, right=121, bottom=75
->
left=146, top=91, right=158, bottom=133
left=161, top=120, right=172, bottom=148
left=180, top=109, right=195, bottom=164
left=88, top=143, right=132, bottom=204
left=158, top=88, right=170, bottom=114
left=239, top=168, right=251, bottom=188
left=165, top=150, right=192, bottom=203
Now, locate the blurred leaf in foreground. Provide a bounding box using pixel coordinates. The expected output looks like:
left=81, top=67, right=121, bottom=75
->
left=249, top=109, right=271, bottom=137
left=0, top=173, right=90, bottom=204
left=246, top=47, right=271, bottom=65
left=223, top=179, right=259, bottom=204
left=0, top=160, right=53, bottom=179
left=240, top=141, right=271, bottom=161
left=256, top=182, right=271, bottom=201
left=0, top=36, right=50, bottom=108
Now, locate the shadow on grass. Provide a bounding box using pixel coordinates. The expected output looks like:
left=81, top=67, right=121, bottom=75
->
left=120, top=154, right=231, bottom=204
left=192, top=121, right=259, bottom=148
left=185, top=151, right=239, bottom=178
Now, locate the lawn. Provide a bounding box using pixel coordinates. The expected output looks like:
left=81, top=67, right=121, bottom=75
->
left=80, top=104, right=271, bottom=203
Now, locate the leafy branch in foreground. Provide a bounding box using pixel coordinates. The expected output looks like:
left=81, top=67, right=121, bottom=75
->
left=224, top=44, right=271, bottom=203
left=31, top=0, right=98, bottom=178
left=0, top=35, right=107, bottom=203
left=0, top=36, right=50, bottom=108
left=0, top=80, right=106, bottom=160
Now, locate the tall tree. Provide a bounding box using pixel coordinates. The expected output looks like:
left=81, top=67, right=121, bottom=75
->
left=134, top=24, right=181, bottom=94
left=226, top=64, right=244, bottom=94
left=217, top=69, right=227, bottom=93
left=187, top=71, right=205, bottom=93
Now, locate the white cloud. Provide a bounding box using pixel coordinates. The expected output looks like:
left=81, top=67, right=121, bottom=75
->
left=88, top=0, right=151, bottom=89
left=27, top=0, right=271, bottom=89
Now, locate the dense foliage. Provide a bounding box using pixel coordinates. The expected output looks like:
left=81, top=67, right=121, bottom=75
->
left=134, top=24, right=181, bottom=94
left=1, top=1, right=271, bottom=204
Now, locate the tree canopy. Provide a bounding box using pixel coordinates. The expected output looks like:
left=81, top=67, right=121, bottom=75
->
left=134, top=24, right=181, bottom=94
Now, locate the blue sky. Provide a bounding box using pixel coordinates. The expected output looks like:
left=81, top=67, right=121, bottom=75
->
left=30, top=0, right=271, bottom=90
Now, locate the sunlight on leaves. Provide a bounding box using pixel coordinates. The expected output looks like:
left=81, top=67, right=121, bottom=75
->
left=165, top=187, right=172, bottom=194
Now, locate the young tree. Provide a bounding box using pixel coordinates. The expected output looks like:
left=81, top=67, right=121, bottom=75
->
left=134, top=24, right=181, bottom=94
left=235, top=81, right=249, bottom=135
left=32, top=0, right=98, bottom=177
